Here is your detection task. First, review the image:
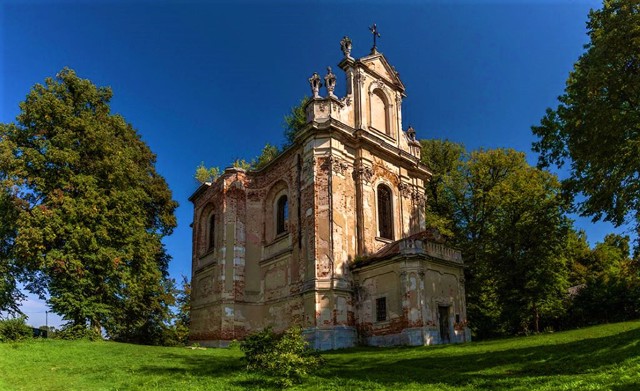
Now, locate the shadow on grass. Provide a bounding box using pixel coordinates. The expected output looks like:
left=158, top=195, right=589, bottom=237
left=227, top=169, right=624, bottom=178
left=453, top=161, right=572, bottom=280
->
left=320, top=326, right=640, bottom=389
left=137, top=350, right=243, bottom=376
left=137, top=350, right=284, bottom=390
left=135, top=326, right=640, bottom=390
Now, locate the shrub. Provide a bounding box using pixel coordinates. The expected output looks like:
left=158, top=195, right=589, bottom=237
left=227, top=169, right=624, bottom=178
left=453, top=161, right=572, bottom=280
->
left=56, top=324, right=102, bottom=341
left=240, top=326, right=323, bottom=387
left=0, top=316, right=32, bottom=342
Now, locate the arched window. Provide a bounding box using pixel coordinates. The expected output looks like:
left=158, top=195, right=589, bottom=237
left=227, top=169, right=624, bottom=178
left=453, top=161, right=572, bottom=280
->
left=276, top=195, right=288, bottom=235
left=377, top=185, right=393, bottom=240
left=370, top=89, right=390, bottom=136
left=208, top=214, right=216, bottom=250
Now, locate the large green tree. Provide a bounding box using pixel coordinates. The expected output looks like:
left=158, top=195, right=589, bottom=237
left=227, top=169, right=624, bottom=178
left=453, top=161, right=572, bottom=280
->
left=421, top=141, right=571, bottom=336
left=0, top=68, right=178, bottom=341
left=0, top=187, right=22, bottom=316
left=420, top=139, right=465, bottom=237
left=0, top=133, right=24, bottom=316
left=563, top=229, right=592, bottom=286
left=532, top=0, right=640, bottom=245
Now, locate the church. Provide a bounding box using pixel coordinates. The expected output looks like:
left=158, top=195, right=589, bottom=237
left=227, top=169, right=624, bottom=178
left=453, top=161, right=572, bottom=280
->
left=189, top=34, right=470, bottom=350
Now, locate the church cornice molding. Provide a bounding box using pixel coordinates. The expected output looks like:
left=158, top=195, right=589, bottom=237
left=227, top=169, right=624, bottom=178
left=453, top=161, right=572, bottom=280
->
left=299, top=119, right=432, bottom=180
left=351, top=252, right=465, bottom=273
left=259, top=245, right=293, bottom=266
left=188, top=182, right=211, bottom=203
left=192, top=261, right=218, bottom=275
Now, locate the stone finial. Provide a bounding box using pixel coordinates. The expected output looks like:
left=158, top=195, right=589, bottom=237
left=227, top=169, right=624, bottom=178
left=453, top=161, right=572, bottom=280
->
left=324, top=66, right=337, bottom=98
left=340, top=36, right=353, bottom=58
left=308, top=72, right=322, bottom=98
left=407, top=125, right=416, bottom=141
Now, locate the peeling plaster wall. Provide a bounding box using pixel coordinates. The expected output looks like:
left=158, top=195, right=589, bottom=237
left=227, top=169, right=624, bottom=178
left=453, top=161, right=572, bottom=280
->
left=353, top=257, right=469, bottom=347
left=191, top=151, right=310, bottom=345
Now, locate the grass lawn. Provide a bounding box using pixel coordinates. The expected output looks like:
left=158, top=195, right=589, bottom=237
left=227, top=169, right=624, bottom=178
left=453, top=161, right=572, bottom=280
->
left=1, top=321, right=639, bottom=390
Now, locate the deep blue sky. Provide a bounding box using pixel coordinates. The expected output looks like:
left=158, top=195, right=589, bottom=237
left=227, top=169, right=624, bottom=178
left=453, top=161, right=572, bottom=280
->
left=2, top=0, right=624, bottom=327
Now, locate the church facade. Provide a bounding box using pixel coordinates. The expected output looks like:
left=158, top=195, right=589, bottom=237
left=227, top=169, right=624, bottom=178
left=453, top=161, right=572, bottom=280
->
left=189, top=37, right=470, bottom=350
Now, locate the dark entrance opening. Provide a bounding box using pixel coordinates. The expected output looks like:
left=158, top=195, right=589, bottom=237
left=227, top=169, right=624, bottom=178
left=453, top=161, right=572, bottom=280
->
left=438, top=305, right=450, bottom=343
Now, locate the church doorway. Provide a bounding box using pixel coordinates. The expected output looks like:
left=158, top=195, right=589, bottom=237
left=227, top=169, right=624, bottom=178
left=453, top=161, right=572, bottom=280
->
left=438, top=305, right=450, bottom=343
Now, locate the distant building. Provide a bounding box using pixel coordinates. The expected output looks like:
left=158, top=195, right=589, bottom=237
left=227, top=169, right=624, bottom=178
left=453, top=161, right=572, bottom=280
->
left=189, top=37, right=470, bottom=350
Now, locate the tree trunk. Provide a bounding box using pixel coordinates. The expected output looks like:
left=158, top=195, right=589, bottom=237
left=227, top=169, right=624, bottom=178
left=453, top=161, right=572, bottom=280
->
left=91, top=318, right=101, bottom=336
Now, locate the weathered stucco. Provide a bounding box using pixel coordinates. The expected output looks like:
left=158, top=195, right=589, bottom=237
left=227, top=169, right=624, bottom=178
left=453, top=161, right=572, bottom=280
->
left=189, top=38, right=469, bottom=349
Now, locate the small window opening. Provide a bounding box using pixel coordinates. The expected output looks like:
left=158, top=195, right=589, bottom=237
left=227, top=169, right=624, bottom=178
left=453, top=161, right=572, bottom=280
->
left=208, top=214, right=216, bottom=250
left=377, top=185, right=393, bottom=240
left=276, top=195, right=289, bottom=235
left=376, top=297, right=387, bottom=322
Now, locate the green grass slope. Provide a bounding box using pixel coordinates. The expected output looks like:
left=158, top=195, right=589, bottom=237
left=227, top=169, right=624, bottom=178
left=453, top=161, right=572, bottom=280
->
left=1, top=321, right=639, bottom=391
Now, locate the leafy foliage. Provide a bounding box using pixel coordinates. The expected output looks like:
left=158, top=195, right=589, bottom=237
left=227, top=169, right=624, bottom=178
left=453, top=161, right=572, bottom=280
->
left=105, top=273, right=177, bottom=345
left=194, top=162, right=220, bottom=184
left=251, top=143, right=280, bottom=170
left=0, top=316, right=31, bottom=342
left=563, top=229, right=592, bottom=286
left=232, top=159, right=251, bottom=170
left=173, top=276, right=191, bottom=345
left=421, top=141, right=571, bottom=336
left=0, top=68, right=178, bottom=341
left=569, top=275, right=640, bottom=326
left=193, top=144, right=280, bottom=184
left=532, top=0, right=640, bottom=248
left=283, top=96, right=310, bottom=147
left=56, top=323, right=102, bottom=341
left=240, top=326, right=323, bottom=387
left=565, top=233, right=640, bottom=327
left=194, top=96, right=307, bottom=181
left=0, top=130, right=24, bottom=316
left=420, top=139, right=465, bottom=236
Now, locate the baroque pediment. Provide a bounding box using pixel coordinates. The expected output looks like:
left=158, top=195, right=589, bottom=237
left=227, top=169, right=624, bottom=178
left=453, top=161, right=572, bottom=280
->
left=358, top=53, right=405, bottom=94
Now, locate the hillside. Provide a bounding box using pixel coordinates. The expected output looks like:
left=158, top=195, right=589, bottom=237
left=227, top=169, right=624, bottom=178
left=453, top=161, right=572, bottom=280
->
left=1, top=321, right=639, bottom=390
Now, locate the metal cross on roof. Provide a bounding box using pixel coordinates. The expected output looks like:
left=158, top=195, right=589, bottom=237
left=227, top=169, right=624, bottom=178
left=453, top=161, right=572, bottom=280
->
left=369, top=23, right=381, bottom=53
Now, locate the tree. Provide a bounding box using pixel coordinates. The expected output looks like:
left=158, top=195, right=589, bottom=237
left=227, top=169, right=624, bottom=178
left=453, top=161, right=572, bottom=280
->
left=487, top=165, right=571, bottom=333
left=532, top=0, right=640, bottom=247
left=0, top=68, right=178, bottom=339
left=283, top=96, right=309, bottom=147
left=421, top=141, right=571, bottom=336
left=0, top=185, right=22, bottom=317
left=232, top=158, right=252, bottom=170
left=194, top=97, right=306, bottom=182
left=194, top=162, right=220, bottom=184
left=420, top=139, right=465, bottom=236
left=566, top=233, right=640, bottom=327
left=252, top=143, right=280, bottom=170
left=0, top=133, right=24, bottom=316
left=563, top=229, right=592, bottom=286
left=588, top=233, right=631, bottom=276
left=173, top=275, right=191, bottom=345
